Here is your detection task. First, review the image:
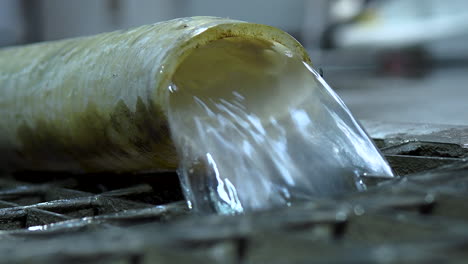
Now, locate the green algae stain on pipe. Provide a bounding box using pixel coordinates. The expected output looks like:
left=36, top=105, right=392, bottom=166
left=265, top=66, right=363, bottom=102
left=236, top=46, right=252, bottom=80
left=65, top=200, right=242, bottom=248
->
left=0, top=17, right=310, bottom=173
left=16, top=98, right=177, bottom=172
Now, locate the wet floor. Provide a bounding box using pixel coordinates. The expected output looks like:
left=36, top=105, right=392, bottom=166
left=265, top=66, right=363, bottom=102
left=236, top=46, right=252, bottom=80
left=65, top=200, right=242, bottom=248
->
left=325, top=67, right=468, bottom=126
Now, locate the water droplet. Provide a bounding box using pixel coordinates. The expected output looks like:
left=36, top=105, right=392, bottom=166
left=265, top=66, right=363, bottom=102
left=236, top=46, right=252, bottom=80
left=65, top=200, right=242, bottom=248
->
left=335, top=211, right=347, bottom=221
left=168, top=84, right=178, bottom=93
left=284, top=50, right=293, bottom=58
left=353, top=205, right=365, bottom=216
left=424, top=193, right=435, bottom=203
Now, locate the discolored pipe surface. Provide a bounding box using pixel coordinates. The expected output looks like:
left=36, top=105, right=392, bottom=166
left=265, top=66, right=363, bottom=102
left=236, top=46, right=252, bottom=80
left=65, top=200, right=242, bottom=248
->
left=0, top=17, right=310, bottom=173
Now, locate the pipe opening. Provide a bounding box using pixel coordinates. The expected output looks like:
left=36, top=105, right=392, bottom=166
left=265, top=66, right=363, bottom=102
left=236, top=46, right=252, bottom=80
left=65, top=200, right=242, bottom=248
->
left=170, top=37, right=312, bottom=122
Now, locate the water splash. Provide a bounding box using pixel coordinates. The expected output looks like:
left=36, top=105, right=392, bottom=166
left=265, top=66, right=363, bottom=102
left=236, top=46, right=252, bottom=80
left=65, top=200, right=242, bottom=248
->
left=167, top=37, right=393, bottom=214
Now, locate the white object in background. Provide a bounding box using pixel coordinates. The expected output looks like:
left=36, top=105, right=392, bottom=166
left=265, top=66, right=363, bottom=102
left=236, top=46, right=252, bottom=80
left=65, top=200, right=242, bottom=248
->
left=330, top=0, right=366, bottom=23
left=334, top=0, right=468, bottom=49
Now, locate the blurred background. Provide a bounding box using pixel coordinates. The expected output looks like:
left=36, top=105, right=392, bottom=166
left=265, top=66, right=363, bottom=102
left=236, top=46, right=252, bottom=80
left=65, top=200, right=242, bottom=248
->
left=2, top=0, right=468, bottom=125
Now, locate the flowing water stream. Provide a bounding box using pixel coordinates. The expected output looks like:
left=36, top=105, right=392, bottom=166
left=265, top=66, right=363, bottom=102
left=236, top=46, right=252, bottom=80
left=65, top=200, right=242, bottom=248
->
left=168, top=37, right=393, bottom=214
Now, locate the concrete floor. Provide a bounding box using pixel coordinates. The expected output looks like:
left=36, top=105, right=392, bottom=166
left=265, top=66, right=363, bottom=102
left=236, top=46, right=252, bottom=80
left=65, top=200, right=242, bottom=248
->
left=326, top=67, right=468, bottom=126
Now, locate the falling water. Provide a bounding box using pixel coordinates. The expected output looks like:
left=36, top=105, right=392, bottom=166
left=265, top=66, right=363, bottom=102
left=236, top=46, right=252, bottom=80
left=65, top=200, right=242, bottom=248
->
left=168, top=37, right=393, bottom=214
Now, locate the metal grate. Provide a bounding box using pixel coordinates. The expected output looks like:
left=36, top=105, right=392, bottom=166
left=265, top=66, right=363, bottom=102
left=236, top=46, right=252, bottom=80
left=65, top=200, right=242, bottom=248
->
left=0, top=172, right=186, bottom=229
left=1, top=121, right=468, bottom=263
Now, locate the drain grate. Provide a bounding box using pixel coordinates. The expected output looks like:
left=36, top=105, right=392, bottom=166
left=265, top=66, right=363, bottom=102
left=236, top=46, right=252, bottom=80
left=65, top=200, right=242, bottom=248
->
left=0, top=172, right=186, bottom=231
left=1, top=121, right=468, bottom=263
